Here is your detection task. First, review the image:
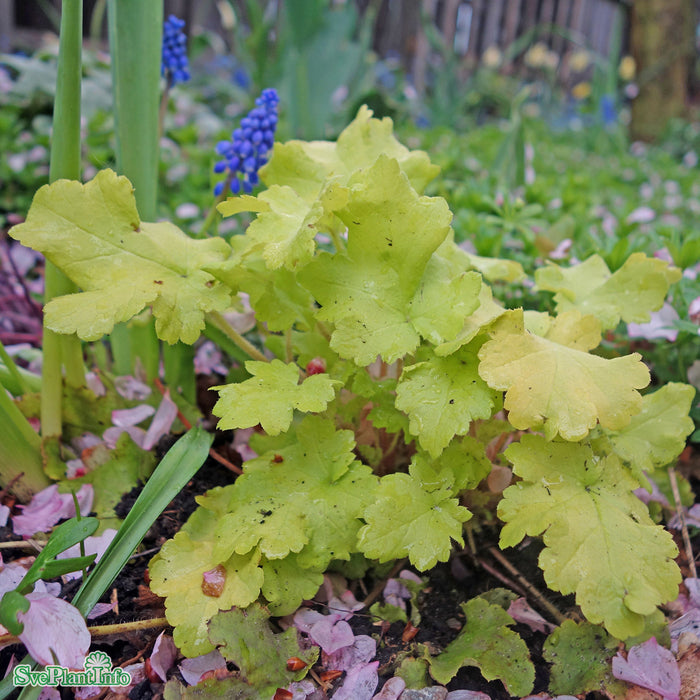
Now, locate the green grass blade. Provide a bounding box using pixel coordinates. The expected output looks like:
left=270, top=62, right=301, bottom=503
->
left=71, top=426, right=213, bottom=616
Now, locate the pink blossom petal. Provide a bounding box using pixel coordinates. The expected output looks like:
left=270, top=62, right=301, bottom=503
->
left=654, top=248, right=674, bottom=263
left=332, top=661, right=379, bottom=700
left=37, top=689, right=60, bottom=700
left=75, top=687, right=102, bottom=699
left=507, top=598, right=556, bottom=633
left=17, top=592, right=90, bottom=669
left=87, top=602, right=116, bottom=620
left=384, top=578, right=411, bottom=602
left=178, top=649, right=226, bottom=685
left=114, top=376, right=152, bottom=400
left=233, top=427, right=258, bottom=462
left=669, top=609, right=700, bottom=652
left=111, top=404, right=155, bottom=428
left=0, top=505, right=9, bottom=527
left=150, top=631, right=177, bottom=682
left=612, top=637, right=680, bottom=700
left=549, top=238, right=573, bottom=260
left=685, top=578, right=700, bottom=609
left=689, top=296, right=700, bottom=324
left=626, top=206, right=656, bottom=224
left=12, top=484, right=93, bottom=537
left=627, top=303, right=679, bottom=342
left=308, top=618, right=355, bottom=654
left=634, top=475, right=670, bottom=506
left=324, top=635, right=376, bottom=671
left=142, top=392, right=178, bottom=450
left=668, top=503, right=700, bottom=530
left=293, top=608, right=330, bottom=634
left=84, top=372, right=106, bottom=397
left=103, top=425, right=146, bottom=449
left=328, top=590, right=364, bottom=619
left=372, top=677, right=406, bottom=699
left=110, top=662, right=145, bottom=692
left=57, top=529, right=117, bottom=581
left=287, top=680, right=319, bottom=699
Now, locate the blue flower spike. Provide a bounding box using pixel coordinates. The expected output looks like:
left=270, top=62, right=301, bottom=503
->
left=162, top=15, right=190, bottom=84
left=213, top=88, right=280, bottom=197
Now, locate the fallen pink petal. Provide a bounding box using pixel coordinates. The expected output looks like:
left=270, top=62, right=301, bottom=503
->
left=612, top=637, right=680, bottom=700
left=178, top=649, right=227, bottom=686
left=12, top=484, right=94, bottom=537
left=149, top=631, right=177, bottom=682
left=17, top=592, right=90, bottom=670
left=331, top=661, right=379, bottom=700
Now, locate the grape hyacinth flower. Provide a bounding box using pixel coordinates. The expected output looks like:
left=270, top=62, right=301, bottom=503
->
left=213, top=88, right=279, bottom=197
left=162, top=15, right=190, bottom=84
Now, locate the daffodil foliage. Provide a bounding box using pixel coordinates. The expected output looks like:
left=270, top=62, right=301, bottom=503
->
left=12, top=107, right=693, bottom=649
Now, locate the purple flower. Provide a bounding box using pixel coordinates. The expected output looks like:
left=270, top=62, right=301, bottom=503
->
left=213, top=88, right=279, bottom=196
left=162, top=15, right=190, bottom=84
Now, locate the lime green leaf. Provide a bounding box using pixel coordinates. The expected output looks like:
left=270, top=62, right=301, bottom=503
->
left=409, top=436, right=492, bottom=495
left=435, top=282, right=505, bottom=357
left=543, top=620, right=624, bottom=696
left=499, top=435, right=680, bottom=639
left=149, top=492, right=264, bottom=657
left=429, top=597, right=534, bottom=696
left=10, top=170, right=232, bottom=343
left=396, top=344, right=499, bottom=457
left=212, top=359, right=340, bottom=435
left=596, top=383, right=696, bottom=479
left=299, top=156, right=452, bottom=364
left=262, top=105, right=439, bottom=200
left=535, top=253, right=682, bottom=330
left=212, top=416, right=378, bottom=571
left=358, top=472, right=470, bottom=570
left=465, top=253, right=526, bottom=282
left=164, top=677, right=260, bottom=699
left=261, top=553, right=325, bottom=616
left=478, top=311, right=649, bottom=440
left=208, top=604, right=318, bottom=696
left=524, top=310, right=602, bottom=351
left=408, top=254, right=482, bottom=345
left=219, top=185, right=324, bottom=271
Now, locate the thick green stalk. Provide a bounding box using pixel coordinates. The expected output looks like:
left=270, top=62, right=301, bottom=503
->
left=107, top=0, right=162, bottom=379
left=42, top=0, right=86, bottom=438
left=0, top=381, right=49, bottom=500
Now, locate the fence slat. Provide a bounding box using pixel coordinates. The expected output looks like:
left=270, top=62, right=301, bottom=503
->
left=482, top=0, right=505, bottom=50
left=502, top=0, right=523, bottom=51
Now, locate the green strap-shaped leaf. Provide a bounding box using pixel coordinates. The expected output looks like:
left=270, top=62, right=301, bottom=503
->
left=299, top=155, right=452, bottom=364
left=478, top=311, right=649, bottom=440
left=499, top=435, right=680, bottom=639
left=10, top=169, right=232, bottom=344
left=428, top=597, right=534, bottom=696
left=357, top=472, right=470, bottom=570
left=212, top=359, right=340, bottom=435
left=535, top=253, right=681, bottom=330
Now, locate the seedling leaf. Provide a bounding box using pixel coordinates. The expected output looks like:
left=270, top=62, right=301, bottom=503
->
left=428, top=597, right=534, bottom=696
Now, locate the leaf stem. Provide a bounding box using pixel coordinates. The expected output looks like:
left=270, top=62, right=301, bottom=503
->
left=206, top=311, right=269, bottom=363
left=0, top=340, right=28, bottom=395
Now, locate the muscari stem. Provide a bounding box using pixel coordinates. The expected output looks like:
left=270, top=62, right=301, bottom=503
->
left=108, top=0, right=163, bottom=381
left=42, top=0, right=86, bottom=439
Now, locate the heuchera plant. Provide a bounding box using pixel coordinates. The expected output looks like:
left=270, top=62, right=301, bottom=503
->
left=10, top=108, right=695, bottom=680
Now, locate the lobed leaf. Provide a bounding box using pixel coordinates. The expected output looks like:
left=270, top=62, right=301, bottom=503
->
left=299, top=155, right=452, bottom=364
left=10, top=169, right=232, bottom=343
left=357, top=472, right=470, bottom=570
left=428, top=597, right=534, bottom=696
left=212, top=359, right=340, bottom=435
left=499, top=435, right=681, bottom=639
left=396, top=343, right=497, bottom=457
left=595, top=382, right=696, bottom=482
left=535, top=253, right=681, bottom=330
left=478, top=311, right=650, bottom=440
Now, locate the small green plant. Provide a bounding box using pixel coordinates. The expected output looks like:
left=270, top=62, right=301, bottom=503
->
left=10, top=107, right=694, bottom=686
